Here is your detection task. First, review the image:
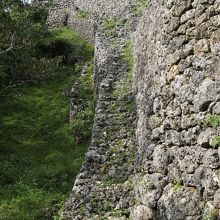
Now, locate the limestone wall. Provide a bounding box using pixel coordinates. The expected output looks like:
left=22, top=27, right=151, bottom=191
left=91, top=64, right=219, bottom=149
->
left=57, top=0, right=144, bottom=219
left=47, top=0, right=95, bottom=44
left=46, top=0, right=138, bottom=44
left=132, top=0, right=220, bottom=219
left=48, top=0, right=220, bottom=219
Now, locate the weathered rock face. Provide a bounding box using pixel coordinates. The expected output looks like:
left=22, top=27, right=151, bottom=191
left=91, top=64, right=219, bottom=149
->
left=48, top=0, right=220, bottom=219
left=49, top=0, right=145, bottom=219
left=133, top=0, right=220, bottom=219
left=47, top=0, right=95, bottom=44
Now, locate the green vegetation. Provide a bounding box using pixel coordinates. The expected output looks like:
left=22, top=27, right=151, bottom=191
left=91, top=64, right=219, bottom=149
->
left=109, top=140, right=126, bottom=155
left=102, top=17, right=127, bottom=36
left=202, top=210, right=218, bottom=220
left=102, top=18, right=117, bottom=31
left=78, top=206, right=86, bottom=216
left=173, top=180, right=183, bottom=191
left=102, top=17, right=125, bottom=36
left=0, top=0, right=51, bottom=95
left=132, top=0, right=148, bottom=15
left=0, top=24, right=94, bottom=220
left=109, top=208, right=130, bottom=218
left=141, top=177, right=156, bottom=190
left=70, top=63, right=95, bottom=143
left=112, top=77, right=132, bottom=99
left=204, top=114, right=220, bottom=128
left=76, top=10, right=89, bottom=19
left=137, top=0, right=148, bottom=6
left=0, top=73, right=92, bottom=219
left=113, top=41, right=134, bottom=99
left=122, top=40, right=134, bottom=80
left=210, top=136, right=220, bottom=149
left=144, top=181, right=156, bottom=190
left=204, top=114, right=220, bottom=148
left=39, top=27, right=94, bottom=65
left=0, top=0, right=93, bottom=95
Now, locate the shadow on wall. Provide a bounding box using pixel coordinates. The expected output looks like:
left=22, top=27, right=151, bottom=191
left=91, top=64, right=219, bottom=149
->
left=37, top=27, right=94, bottom=65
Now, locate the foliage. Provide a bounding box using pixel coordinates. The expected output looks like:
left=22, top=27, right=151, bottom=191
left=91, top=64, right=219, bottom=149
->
left=0, top=1, right=95, bottom=219
left=122, top=40, right=134, bottom=80
left=0, top=19, right=94, bottom=220
left=0, top=0, right=49, bottom=53
left=141, top=177, right=156, bottom=190
left=76, top=10, right=89, bottom=19
left=204, top=114, right=220, bottom=128
left=0, top=182, right=66, bottom=220
left=0, top=70, right=94, bottom=218
left=0, top=0, right=94, bottom=96
left=209, top=136, right=220, bottom=149
left=70, top=63, right=95, bottom=144
left=132, top=0, right=148, bottom=15
left=102, top=17, right=127, bottom=36
left=144, top=181, right=156, bottom=190
left=173, top=179, right=183, bottom=190
left=102, top=18, right=117, bottom=30
left=109, top=208, right=130, bottom=218
left=204, top=114, right=220, bottom=148
left=113, top=41, right=134, bottom=99
left=38, top=27, right=94, bottom=64
left=137, top=0, right=148, bottom=7
left=113, top=78, right=131, bottom=99
left=0, top=0, right=52, bottom=95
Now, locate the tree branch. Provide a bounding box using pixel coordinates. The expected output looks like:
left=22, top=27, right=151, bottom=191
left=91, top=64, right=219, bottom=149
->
left=0, top=79, right=33, bottom=95
left=0, top=32, right=15, bottom=55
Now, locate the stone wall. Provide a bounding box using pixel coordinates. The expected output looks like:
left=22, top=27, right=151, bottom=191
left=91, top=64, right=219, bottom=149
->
left=47, top=0, right=95, bottom=44
left=48, top=0, right=220, bottom=219
left=132, top=0, right=220, bottom=219
left=47, top=0, right=139, bottom=44
left=51, top=0, right=146, bottom=219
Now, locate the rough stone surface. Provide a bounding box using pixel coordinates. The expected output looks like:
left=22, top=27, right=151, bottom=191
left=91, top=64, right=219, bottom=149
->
left=133, top=0, right=220, bottom=219
left=48, top=0, right=220, bottom=219
left=48, top=0, right=144, bottom=219
left=47, top=0, right=95, bottom=44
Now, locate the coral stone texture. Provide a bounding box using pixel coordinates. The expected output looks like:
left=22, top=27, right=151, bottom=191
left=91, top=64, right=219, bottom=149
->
left=49, top=0, right=220, bottom=219
left=47, top=0, right=95, bottom=44
left=133, top=0, right=220, bottom=219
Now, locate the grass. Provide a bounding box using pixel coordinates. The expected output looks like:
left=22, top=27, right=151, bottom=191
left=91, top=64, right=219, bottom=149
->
left=0, top=75, right=91, bottom=219
left=39, top=27, right=94, bottom=63
left=112, top=41, right=134, bottom=99
left=132, top=0, right=148, bottom=15
left=122, top=40, right=134, bottom=80
left=0, top=28, right=94, bottom=220
left=137, top=0, right=148, bottom=7
left=102, top=18, right=127, bottom=36
left=102, top=18, right=117, bottom=30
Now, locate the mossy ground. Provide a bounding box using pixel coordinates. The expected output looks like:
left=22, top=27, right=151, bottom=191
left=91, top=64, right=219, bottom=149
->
left=0, top=28, right=94, bottom=220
